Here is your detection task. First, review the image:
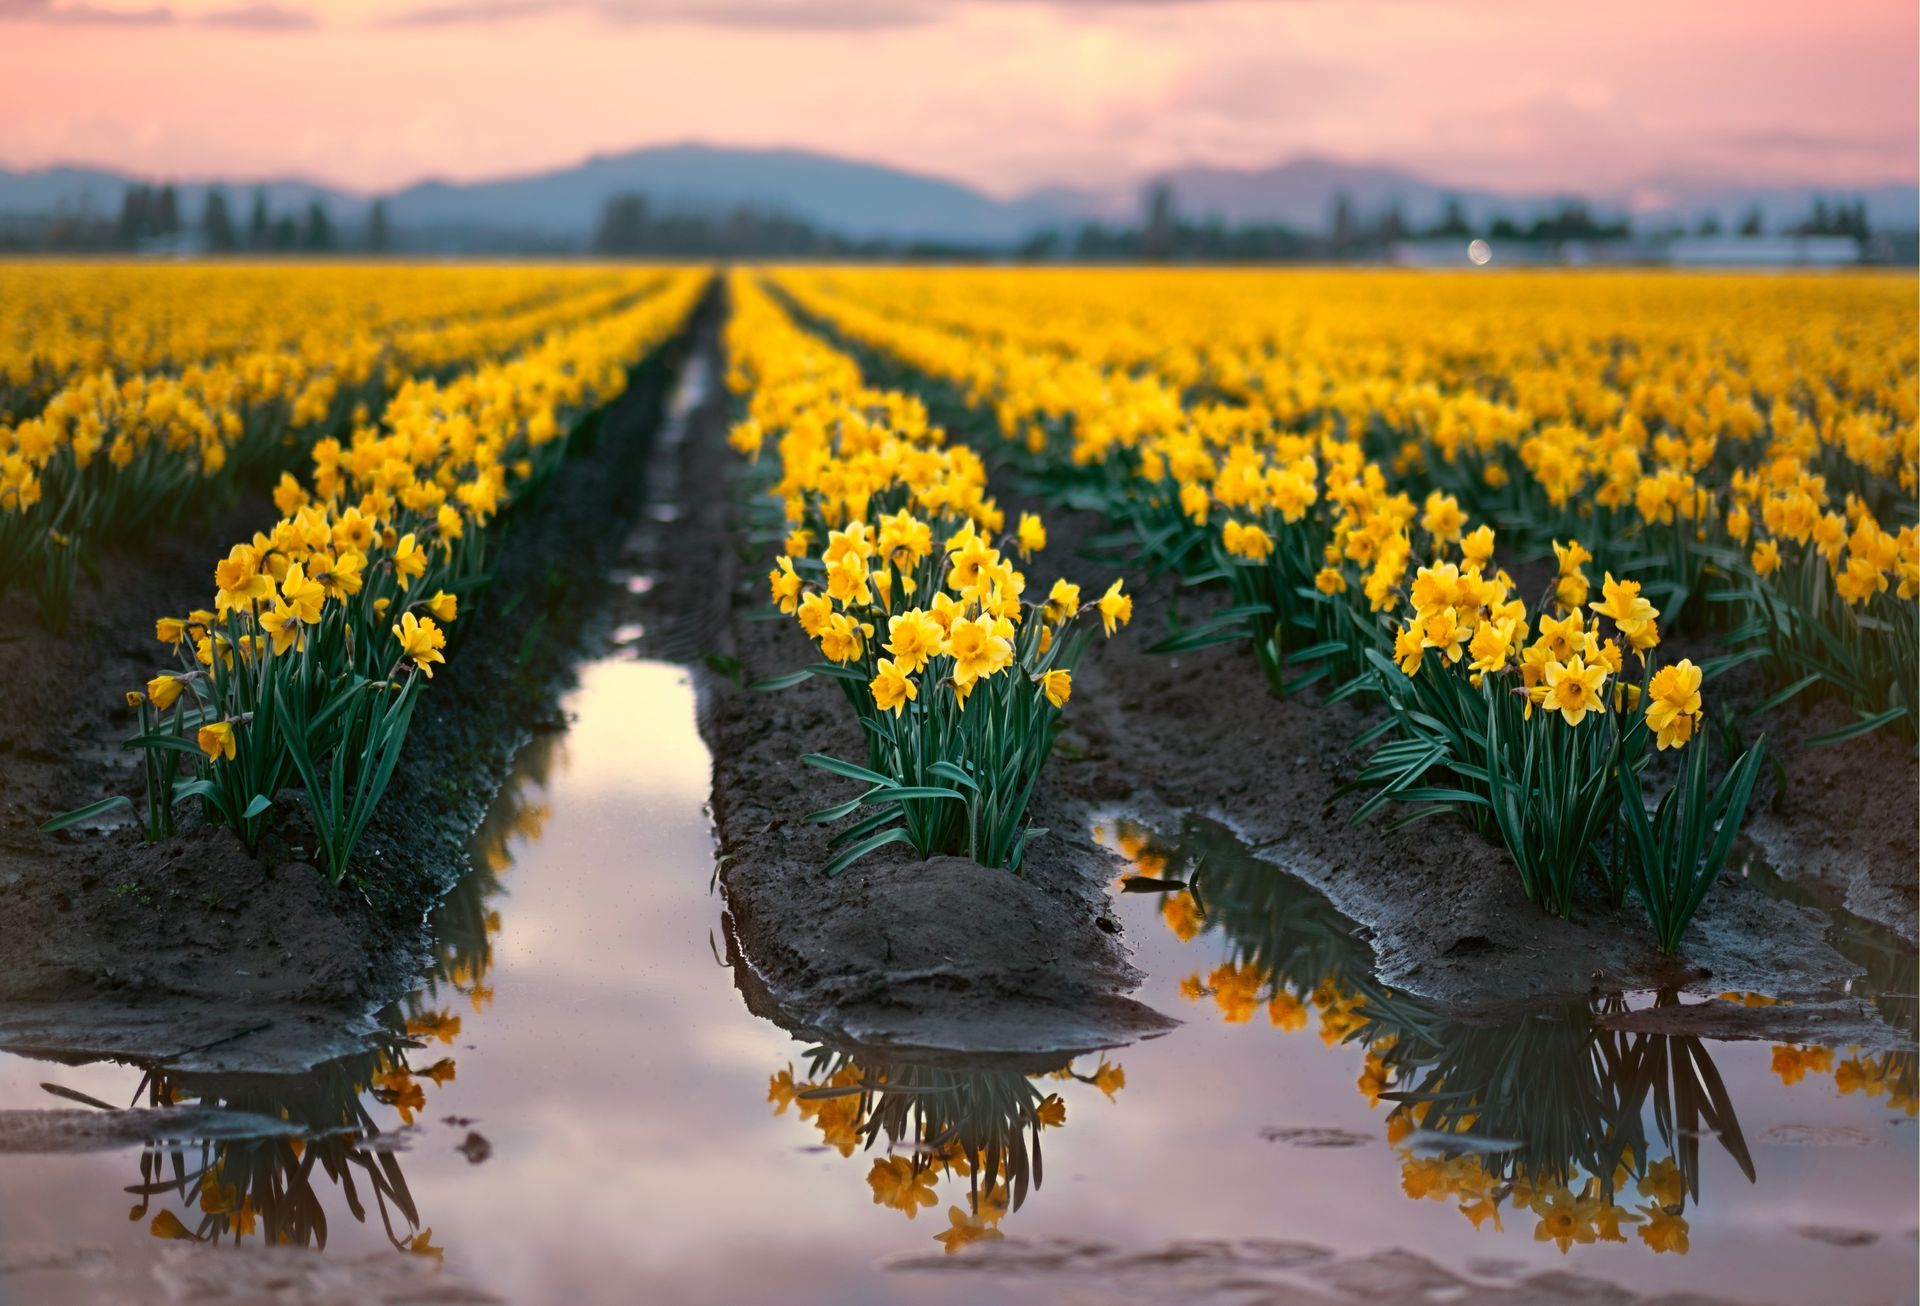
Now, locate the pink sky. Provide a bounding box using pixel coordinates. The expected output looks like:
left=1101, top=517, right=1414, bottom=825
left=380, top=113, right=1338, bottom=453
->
left=1, top=0, right=1913, bottom=196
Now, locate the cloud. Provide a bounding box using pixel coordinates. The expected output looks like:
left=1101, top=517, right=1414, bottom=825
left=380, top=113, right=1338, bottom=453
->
left=377, top=0, right=552, bottom=25
left=1721, top=127, right=1911, bottom=156
left=196, top=2, right=317, bottom=27
left=379, top=0, right=932, bottom=31
left=0, top=0, right=173, bottom=24
left=967, top=0, right=1430, bottom=7
left=0, top=0, right=319, bottom=25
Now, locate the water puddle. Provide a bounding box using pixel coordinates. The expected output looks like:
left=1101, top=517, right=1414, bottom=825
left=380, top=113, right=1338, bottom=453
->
left=0, top=677, right=1913, bottom=1303
left=1084, top=815, right=1918, bottom=1302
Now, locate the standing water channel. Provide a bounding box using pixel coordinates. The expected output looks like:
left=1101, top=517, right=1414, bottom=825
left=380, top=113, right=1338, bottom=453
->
left=0, top=348, right=1913, bottom=1303
left=0, top=648, right=1914, bottom=1304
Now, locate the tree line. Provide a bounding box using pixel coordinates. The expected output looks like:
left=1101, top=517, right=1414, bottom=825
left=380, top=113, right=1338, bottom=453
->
left=1018, top=185, right=1877, bottom=261
left=4, top=185, right=393, bottom=253
left=0, top=180, right=1887, bottom=258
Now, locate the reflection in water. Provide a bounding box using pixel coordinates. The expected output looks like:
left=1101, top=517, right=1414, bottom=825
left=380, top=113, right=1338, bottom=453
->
left=1742, top=858, right=1919, bottom=1115
left=108, top=728, right=565, bottom=1262
left=1097, top=814, right=1915, bottom=1262
left=1, top=654, right=1913, bottom=1303
left=770, top=1046, right=1125, bottom=1253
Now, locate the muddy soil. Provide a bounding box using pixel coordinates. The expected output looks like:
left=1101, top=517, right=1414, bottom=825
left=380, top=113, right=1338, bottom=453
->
left=774, top=292, right=1916, bottom=1044
left=1740, top=695, right=1918, bottom=947
left=883, top=1238, right=1754, bottom=1306
left=613, top=298, right=1177, bottom=1061
left=0, top=1104, right=301, bottom=1153
left=1044, top=585, right=1908, bottom=1046
left=0, top=283, right=718, bottom=1071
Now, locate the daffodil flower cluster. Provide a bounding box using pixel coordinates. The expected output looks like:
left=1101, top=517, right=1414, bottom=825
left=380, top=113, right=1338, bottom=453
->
left=1396, top=1149, right=1692, bottom=1256
left=778, top=268, right=1912, bottom=511
left=1111, top=813, right=1741, bottom=1257
left=128, top=753, right=541, bottom=1254
left=777, top=267, right=1916, bottom=739
left=726, top=275, right=1130, bottom=873
left=768, top=1047, right=1121, bottom=1254
left=779, top=268, right=1804, bottom=945
left=0, top=264, right=666, bottom=628
left=137, top=1014, right=466, bottom=1251
left=1382, top=544, right=1756, bottom=927
left=1122, top=412, right=1715, bottom=929
left=112, top=271, right=708, bottom=880
left=0, top=263, right=639, bottom=416
left=1724, top=459, right=1918, bottom=738
left=1771, top=1042, right=1918, bottom=1116
left=1395, top=560, right=1693, bottom=738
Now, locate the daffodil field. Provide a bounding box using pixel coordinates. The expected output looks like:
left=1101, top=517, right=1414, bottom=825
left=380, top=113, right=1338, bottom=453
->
left=13, top=262, right=1913, bottom=947
left=2, top=258, right=1913, bottom=1294
left=23, top=263, right=709, bottom=878
left=750, top=267, right=1916, bottom=948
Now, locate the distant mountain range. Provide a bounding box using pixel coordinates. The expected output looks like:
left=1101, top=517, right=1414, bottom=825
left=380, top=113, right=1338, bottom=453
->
left=2, top=143, right=1914, bottom=246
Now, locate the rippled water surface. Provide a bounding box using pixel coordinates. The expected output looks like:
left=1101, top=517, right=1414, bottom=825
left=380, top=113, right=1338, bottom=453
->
left=0, top=655, right=1913, bottom=1305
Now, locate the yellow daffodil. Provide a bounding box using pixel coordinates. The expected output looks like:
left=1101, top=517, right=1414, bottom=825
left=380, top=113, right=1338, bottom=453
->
left=945, top=613, right=1012, bottom=687
left=1636, top=1204, right=1689, bottom=1255
left=870, top=658, right=917, bottom=715
left=392, top=612, right=447, bottom=678
left=1542, top=654, right=1608, bottom=726
left=197, top=720, right=236, bottom=761
left=768, top=556, right=803, bottom=614
left=934, top=1203, right=1003, bottom=1255
left=1645, top=659, right=1703, bottom=749
left=1039, top=668, right=1071, bottom=708
left=1016, top=511, right=1046, bottom=558
left=884, top=608, right=943, bottom=674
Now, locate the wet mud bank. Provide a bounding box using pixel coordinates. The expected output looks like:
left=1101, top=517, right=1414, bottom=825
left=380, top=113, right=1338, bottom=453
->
left=1050, top=611, right=1912, bottom=1047
left=1738, top=695, right=1917, bottom=948
left=782, top=294, right=1916, bottom=1043
left=0, top=282, right=721, bottom=1072
left=628, top=302, right=1176, bottom=1060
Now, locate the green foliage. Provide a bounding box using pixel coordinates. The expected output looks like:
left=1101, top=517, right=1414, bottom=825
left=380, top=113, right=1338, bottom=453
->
left=1618, top=732, right=1768, bottom=952
left=1719, top=543, right=1916, bottom=742
left=794, top=608, right=1090, bottom=875
left=279, top=672, right=422, bottom=885
left=1483, top=681, right=1634, bottom=918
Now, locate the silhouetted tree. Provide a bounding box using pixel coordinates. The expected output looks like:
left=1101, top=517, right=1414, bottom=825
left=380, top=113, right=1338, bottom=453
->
left=154, top=184, right=180, bottom=237
left=302, top=200, right=334, bottom=251
left=1792, top=195, right=1870, bottom=239
left=1377, top=201, right=1407, bottom=245
left=115, top=185, right=149, bottom=247
left=1738, top=206, right=1765, bottom=237
left=202, top=188, right=237, bottom=251
left=1015, top=230, right=1062, bottom=261
left=1524, top=201, right=1629, bottom=243
left=1846, top=199, right=1871, bottom=239
left=248, top=188, right=271, bottom=249
left=595, top=194, right=650, bottom=252
left=1432, top=196, right=1471, bottom=238
left=1330, top=190, right=1358, bottom=252
left=367, top=198, right=391, bottom=252
left=592, top=191, right=838, bottom=256
left=1141, top=182, right=1176, bottom=260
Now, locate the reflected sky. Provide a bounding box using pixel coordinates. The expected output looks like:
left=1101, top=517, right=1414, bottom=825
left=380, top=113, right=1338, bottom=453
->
left=0, top=657, right=1914, bottom=1305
